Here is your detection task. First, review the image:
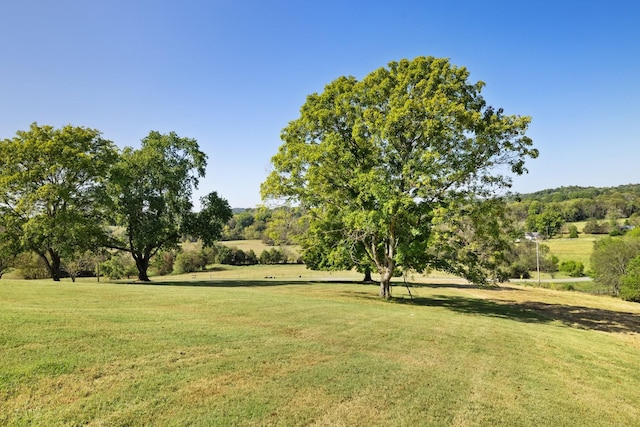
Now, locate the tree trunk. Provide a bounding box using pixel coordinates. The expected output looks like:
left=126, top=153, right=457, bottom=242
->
left=39, top=250, right=62, bottom=281
left=379, top=268, right=393, bottom=298
left=135, top=256, right=151, bottom=281
left=363, top=266, right=372, bottom=282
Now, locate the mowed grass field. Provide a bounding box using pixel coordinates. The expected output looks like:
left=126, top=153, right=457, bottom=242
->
left=543, top=234, right=602, bottom=271
left=2, top=270, right=640, bottom=426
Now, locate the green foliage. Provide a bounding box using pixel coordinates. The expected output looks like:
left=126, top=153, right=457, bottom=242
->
left=583, top=220, right=609, bottom=234
left=0, top=123, right=118, bottom=280
left=262, top=207, right=306, bottom=245
left=568, top=224, right=579, bottom=238
left=173, top=250, right=207, bottom=274
left=150, top=251, right=176, bottom=276
left=262, top=57, right=537, bottom=297
left=107, top=131, right=230, bottom=281
left=259, top=247, right=292, bottom=264
left=0, top=235, right=20, bottom=278
left=13, top=252, right=49, bottom=279
left=203, top=243, right=232, bottom=264
left=527, top=208, right=564, bottom=238
left=620, top=255, right=640, bottom=301
left=509, top=185, right=640, bottom=225
left=558, top=260, right=585, bottom=277
left=590, top=234, right=640, bottom=296
left=505, top=241, right=558, bottom=278
left=61, top=251, right=97, bottom=282
left=99, top=253, right=137, bottom=280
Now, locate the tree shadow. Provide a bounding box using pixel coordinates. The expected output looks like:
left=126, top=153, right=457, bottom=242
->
left=117, top=278, right=370, bottom=288
left=115, top=277, right=640, bottom=334
left=395, top=294, right=640, bottom=334
left=406, top=282, right=524, bottom=291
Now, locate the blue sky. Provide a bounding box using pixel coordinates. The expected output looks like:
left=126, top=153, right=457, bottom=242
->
left=1, top=0, right=638, bottom=207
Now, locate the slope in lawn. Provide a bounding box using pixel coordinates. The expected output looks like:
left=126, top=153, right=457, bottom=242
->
left=1, top=278, right=640, bottom=426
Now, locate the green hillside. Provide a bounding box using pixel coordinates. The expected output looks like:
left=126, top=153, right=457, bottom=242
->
left=2, top=276, right=640, bottom=425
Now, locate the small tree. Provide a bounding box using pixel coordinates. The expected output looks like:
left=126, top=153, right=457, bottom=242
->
left=620, top=255, right=640, bottom=302
left=151, top=251, right=176, bottom=276
left=559, top=260, right=584, bottom=277
left=173, top=250, right=206, bottom=274
left=568, top=224, right=579, bottom=239
left=62, top=251, right=96, bottom=282
left=583, top=220, right=609, bottom=235
left=100, top=252, right=137, bottom=280
left=591, top=232, right=640, bottom=296
left=14, top=252, right=49, bottom=279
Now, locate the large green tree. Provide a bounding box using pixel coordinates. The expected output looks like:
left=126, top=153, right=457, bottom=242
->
left=591, top=229, right=640, bottom=296
left=0, top=123, right=118, bottom=281
left=107, top=131, right=231, bottom=281
left=262, top=57, right=537, bottom=297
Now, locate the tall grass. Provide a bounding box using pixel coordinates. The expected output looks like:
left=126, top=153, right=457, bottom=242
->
left=2, top=276, right=640, bottom=425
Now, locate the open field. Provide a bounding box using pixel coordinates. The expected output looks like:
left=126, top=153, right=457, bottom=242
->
left=2, top=270, right=640, bottom=426
left=220, top=239, right=301, bottom=257
left=543, top=234, right=602, bottom=271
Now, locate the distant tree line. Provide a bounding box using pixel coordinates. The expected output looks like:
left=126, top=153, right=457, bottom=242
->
left=221, top=207, right=306, bottom=245
left=510, top=185, right=640, bottom=225
left=219, top=186, right=640, bottom=246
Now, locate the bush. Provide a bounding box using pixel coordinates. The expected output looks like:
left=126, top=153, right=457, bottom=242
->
left=507, top=263, right=531, bottom=279
left=259, top=248, right=291, bottom=264
left=100, top=253, right=137, bottom=280
left=14, top=252, right=49, bottom=279
left=620, top=255, right=640, bottom=302
left=568, top=224, right=579, bottom=238
left=173, top=250, right=207, bottom=274
left=559, top=260, right=585, bottom=277
left=151, top=251, right=176, bottom=276
left=583, top=220, right=609, bottom=234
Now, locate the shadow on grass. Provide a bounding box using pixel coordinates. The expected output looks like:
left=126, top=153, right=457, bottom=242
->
left=395, top=294, right=640, bottom=334
left=118, top=278, right=640, bottom=334
left=118, top=278, right=370, bottom=288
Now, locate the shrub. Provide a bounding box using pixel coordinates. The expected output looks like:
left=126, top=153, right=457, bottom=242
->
left=245, top=249, right=258, bottom=265
left=100, top=253, right=137, bottom=280
left=259, top=248, right=290, bottom=264
left=151, top=251, right=176, bottom=276
left=620, top=255, right=640, bottom=302
left=568, top=224, right=579, bottom=238
left=174, top=250, right=206, bottom=274
left=15, top=252, right=49, bottom=279
left=559, top=260, right=585, bottom=277
left=507, top=263, right=531, bottom=279
left=583, top=220, right=609, bottom=234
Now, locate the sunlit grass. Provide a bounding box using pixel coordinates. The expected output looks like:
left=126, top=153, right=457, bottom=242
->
left=2, top=274, right=640, bottom=425
left=544, top=234, right=603, bottom=271
left=220, top=239, right=301, bottom=257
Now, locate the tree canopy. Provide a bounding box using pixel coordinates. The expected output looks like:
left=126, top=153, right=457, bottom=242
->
left=106, top=131, right=232, bottom=281
left=591, top=229, right=640, bottom=297
left=0, top=123, right=118, bottom=280
left=262, top=56, right=537, bottom=297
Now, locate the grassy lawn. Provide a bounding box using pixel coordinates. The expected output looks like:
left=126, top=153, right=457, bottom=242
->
left=220, top=239, right=301, bottom=257
left=2, top=272, right=640, bottom=426
left=543, top=234, right=602, bottom=271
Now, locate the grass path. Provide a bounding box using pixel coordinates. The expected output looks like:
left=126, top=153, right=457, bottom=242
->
left=2, top=275, right=640, bottom=426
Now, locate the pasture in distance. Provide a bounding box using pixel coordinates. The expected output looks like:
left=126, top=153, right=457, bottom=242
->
left=2, top=268, right=640, bottom=426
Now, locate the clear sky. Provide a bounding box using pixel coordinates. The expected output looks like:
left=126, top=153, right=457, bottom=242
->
left=1, top=0, right=638, bottom=208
